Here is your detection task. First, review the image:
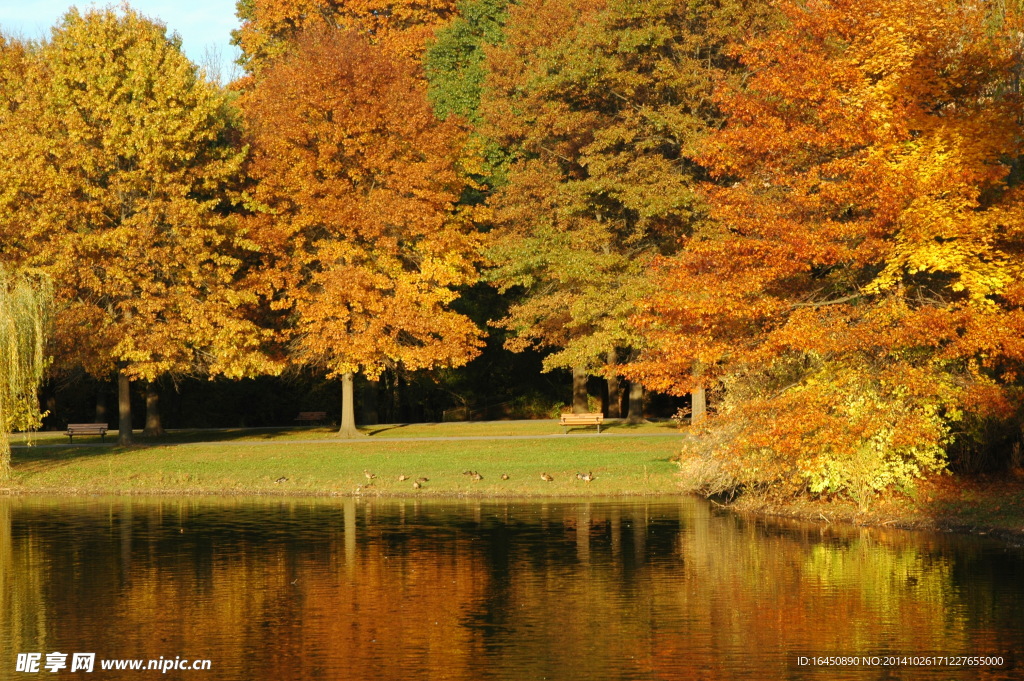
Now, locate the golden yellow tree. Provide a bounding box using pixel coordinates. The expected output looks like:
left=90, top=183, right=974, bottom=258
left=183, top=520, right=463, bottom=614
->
left=242, top=27, right=483, bottom=436
left=0, top=35, right=31, bottom=262
left=0, top=8, right=273, bottom=445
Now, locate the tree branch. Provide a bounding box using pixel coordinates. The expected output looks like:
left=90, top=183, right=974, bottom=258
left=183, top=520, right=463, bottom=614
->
left=788, top=292, right=863, bottom=309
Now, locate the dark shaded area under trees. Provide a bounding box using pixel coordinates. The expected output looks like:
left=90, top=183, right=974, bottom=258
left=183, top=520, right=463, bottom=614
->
left=38, top=340, right=683, bottom=430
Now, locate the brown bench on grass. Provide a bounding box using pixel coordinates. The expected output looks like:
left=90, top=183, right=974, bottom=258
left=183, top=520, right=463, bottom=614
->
left=559, top=412, right=604, bottom=434
left=66, top=423, right=108, bottom=443
left=294, top=411, right=327, bottom=425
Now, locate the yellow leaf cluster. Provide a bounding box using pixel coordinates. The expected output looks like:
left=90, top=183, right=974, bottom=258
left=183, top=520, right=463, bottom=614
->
left=0, top=7, right=277, bottom=383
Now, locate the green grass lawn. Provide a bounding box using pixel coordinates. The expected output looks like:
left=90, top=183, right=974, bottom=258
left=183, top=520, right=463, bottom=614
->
left=6, top=420, right=687, bottom=496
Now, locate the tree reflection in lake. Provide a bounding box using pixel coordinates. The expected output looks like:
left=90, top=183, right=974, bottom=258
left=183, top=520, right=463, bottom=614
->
left=0, top=496, right=1021, bottom=680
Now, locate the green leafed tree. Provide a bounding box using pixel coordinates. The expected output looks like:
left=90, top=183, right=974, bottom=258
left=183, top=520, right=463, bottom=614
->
left=423, top=0, right=513, bottom=218
left=481, top=0, right=766, bottom=417
left=424, top=0, right=510, bottom=123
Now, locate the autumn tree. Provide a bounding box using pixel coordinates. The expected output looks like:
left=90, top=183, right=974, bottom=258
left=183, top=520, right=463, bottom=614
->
left=634, top=0, right=1024, bottom=502
left=0, top=34, right=31, bottom=263
left=242, top=27, right=483, bottom=437
left=233, top=0, right=458, bottom=75
left=0, top=8, right=271, bottom=445
left=481, top=0, right=764, bottom=417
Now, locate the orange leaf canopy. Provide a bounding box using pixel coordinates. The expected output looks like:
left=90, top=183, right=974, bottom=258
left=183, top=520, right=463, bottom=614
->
left=234, top=0, right=458, bottom=75
left=634, top=0, right=1024, bottom=495
left=242, top=27, right=483, bottom=379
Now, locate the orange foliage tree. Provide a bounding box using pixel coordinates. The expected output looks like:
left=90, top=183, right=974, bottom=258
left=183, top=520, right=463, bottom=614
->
left=0, top=8, right=272, bottom=445
left=241, top=27, right=483, bottom=437
left=632, top=0, right=1024, bottom=502
left=233, top=0, right=458, bottom=75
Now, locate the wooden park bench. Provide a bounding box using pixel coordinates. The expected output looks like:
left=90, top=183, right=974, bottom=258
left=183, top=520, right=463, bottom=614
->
left=559, top=412, right=604, bottom=434
left=294, top=411, right=327, bottom=425
left=66, top=423, right=108, bottom=443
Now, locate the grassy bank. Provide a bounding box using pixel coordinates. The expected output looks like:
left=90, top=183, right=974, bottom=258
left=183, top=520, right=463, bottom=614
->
left=4, top=420, right=686, bottom=496
left=9, top=419, right=1024, bottom=540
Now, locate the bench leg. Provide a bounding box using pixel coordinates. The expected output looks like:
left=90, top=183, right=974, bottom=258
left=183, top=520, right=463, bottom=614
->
left=597, top=424, right=601, bottom=433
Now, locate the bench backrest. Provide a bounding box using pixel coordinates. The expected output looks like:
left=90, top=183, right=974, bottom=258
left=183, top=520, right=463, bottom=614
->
left=560, top=413, right=604, bottom=423
left=67, top=424, right=108, bottom=431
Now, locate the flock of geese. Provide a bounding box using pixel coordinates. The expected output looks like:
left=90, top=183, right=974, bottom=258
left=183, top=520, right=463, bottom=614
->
left=351, top=468, right=597, bottom=490
left=276, top=469, right=599, bottom=491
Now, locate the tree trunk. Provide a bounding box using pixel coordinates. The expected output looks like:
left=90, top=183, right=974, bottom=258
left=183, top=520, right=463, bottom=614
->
left=606, top=349, right=622, bottom=418
left=691, top=385, right=707, bottom=424
left=397, top=371, right=408, bottom=422
left=572, top=366, right=589, bottom=413
left=117, top=368, right=133, bottom=446
left=691, top=362, right=706, bottom=424
left=361, top=378, right=379, bottom=426
left=627, top=380, right=644, bottom=424
left=338, top=372, right=364, bottom=438
left=95, top=383, right=107, bottom=424
left=44, top=394, right=57, bottom=431
left=143, top=381, right=164, bottom=437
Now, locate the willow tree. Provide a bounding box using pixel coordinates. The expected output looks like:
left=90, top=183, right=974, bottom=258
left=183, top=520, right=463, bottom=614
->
left=0, top=268, right=51, bottom=480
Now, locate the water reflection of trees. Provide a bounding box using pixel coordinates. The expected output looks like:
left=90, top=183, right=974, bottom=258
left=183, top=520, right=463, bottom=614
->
left=0, top=497, right=1021, bottom=680
left=0, top=500, right=49, bottom=662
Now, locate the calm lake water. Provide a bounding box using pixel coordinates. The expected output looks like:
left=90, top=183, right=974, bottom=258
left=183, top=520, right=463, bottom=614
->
left=1, top=496, right=1022, bottom=680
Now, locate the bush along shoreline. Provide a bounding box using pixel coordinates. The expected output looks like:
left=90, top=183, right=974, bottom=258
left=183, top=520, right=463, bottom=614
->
left=674, top=430, right=1024, bottom=540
